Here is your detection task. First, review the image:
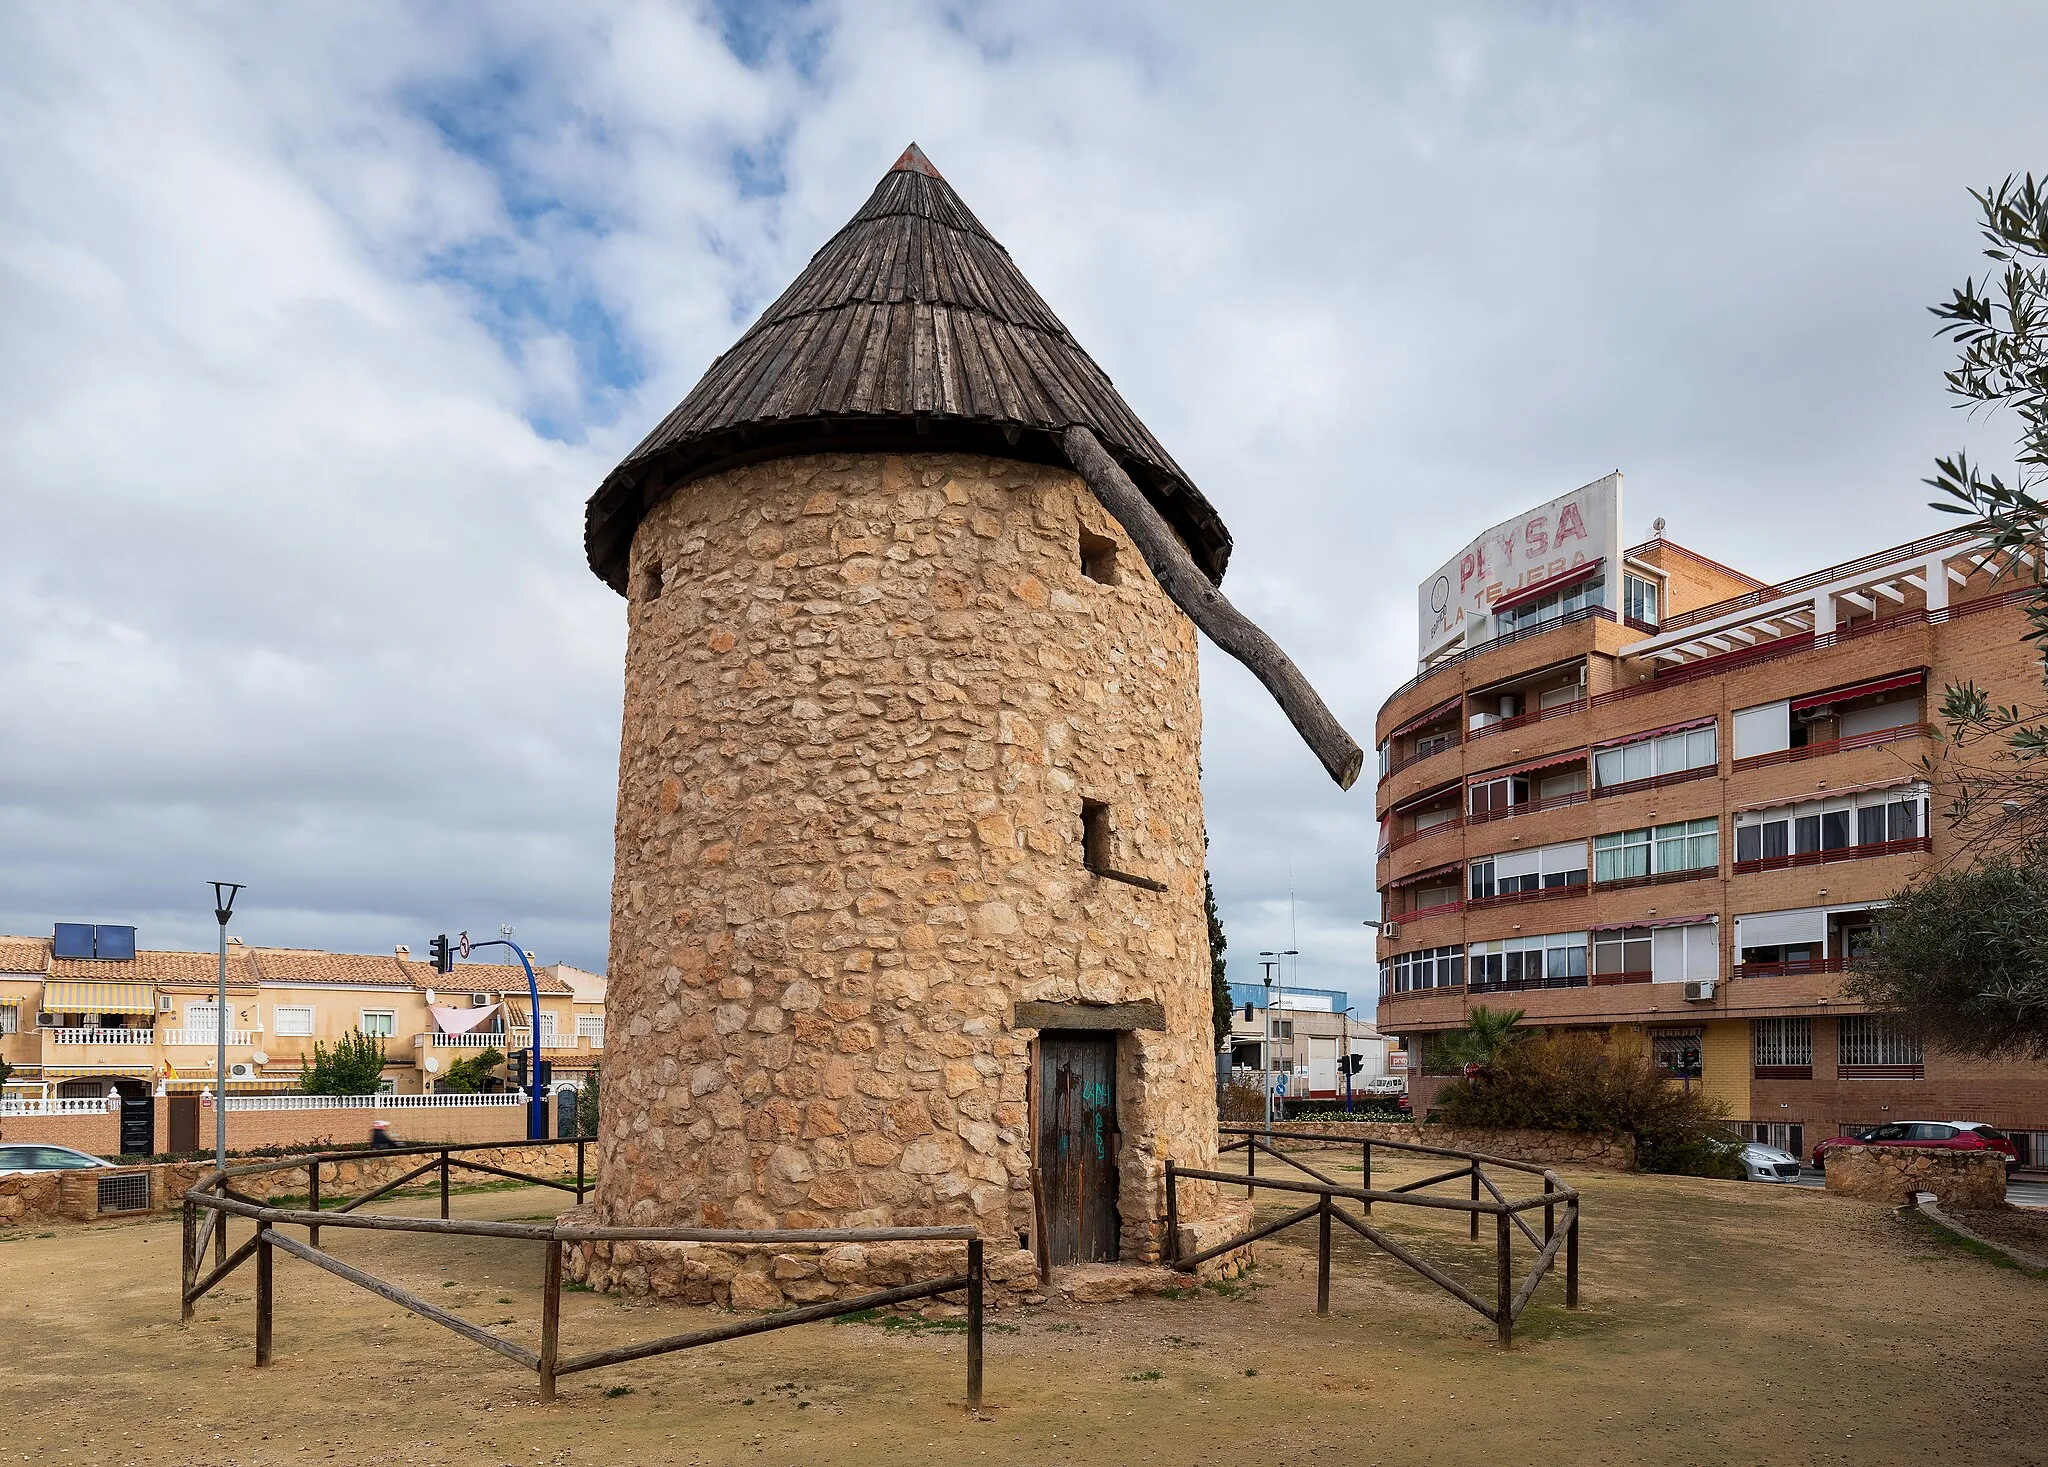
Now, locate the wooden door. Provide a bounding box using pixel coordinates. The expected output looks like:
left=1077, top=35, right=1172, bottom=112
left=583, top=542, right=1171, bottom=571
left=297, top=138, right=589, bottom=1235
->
left=167, top=1095, right=199, bottom=1153
left=1038, top=1032, right=1120, bottom=1264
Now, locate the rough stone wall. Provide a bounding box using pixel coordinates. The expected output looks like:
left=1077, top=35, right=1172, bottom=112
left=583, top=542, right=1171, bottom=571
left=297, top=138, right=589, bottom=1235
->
left=600, top=451, right=1224, bottom=1267
left=1824, top=1145, right=2008, bottom=1208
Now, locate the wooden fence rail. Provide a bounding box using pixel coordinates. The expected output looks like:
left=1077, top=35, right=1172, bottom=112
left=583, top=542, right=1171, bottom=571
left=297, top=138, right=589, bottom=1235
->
left=178, top=1137, right=985, bottom=1406
left=1177, top=1127, right=1582, bottom=1348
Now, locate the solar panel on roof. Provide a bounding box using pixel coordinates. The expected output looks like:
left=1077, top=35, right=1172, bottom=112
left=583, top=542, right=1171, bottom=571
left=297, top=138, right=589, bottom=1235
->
left=94, top=925, right=136, bottom=961
left=52, top=923, right=94, bottom=960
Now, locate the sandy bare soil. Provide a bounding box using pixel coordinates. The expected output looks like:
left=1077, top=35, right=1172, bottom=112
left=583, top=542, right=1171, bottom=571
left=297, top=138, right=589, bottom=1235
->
left=2, top=1147, right=2042, bottom=1467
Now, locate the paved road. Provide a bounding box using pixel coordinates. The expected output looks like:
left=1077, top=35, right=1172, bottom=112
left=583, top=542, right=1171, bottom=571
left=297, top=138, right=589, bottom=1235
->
left=1783, top=1169, right=2048, bottom=1206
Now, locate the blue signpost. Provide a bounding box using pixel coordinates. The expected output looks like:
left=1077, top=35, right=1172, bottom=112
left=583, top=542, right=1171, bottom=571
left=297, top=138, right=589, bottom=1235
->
left=449, top=931, right=548, bottom=1143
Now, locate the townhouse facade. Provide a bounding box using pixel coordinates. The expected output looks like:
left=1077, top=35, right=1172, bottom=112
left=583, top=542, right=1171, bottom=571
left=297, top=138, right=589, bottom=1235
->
left=1373, top=476, right=2048, bottom=1166
left=0, top=926, right=605, bottom=1152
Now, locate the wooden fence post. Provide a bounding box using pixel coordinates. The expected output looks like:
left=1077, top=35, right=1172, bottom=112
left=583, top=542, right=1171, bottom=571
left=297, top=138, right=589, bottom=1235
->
left=216, top=1195, right=227, bottom=1270
left=1565, top=1205, right=1580, bottom=1310
left=1542, top=1176, right=1555, bottom=1272
left=1315, top=1195, right=1332, bottom=1317
left=440, top=1150, right=451, bottom=1220
left=966, top=1238, right=984, bottom=1411
left=180, top=1198, right=196, bottom=1323
left=1245, top=1138, right=1256, bottom=1198
left=1495, top=1211, right=1512, bottom=1350
left=308, top=1162, right=321, bottom=1250
left=1362, top=1142, right=1372, bottom=1215
left=255, top=1218, right=274, bottom=1367
left=575, top=1139, right=586, bottom=1203
left=1164, top=1161, right=1179, bottom=1266
left=539, top=1238, right=563, bottom=1402
left=1468, top=1166, right=1480, bottom=1241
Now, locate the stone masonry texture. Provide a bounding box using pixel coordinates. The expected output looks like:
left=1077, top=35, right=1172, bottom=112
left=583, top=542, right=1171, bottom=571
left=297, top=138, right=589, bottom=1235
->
left=595, top=451, right=1231, bottom=1296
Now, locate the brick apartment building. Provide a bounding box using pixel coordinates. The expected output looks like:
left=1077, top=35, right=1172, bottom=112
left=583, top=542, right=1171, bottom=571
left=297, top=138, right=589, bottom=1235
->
left=1372, top=474, right=2048, bottom=1167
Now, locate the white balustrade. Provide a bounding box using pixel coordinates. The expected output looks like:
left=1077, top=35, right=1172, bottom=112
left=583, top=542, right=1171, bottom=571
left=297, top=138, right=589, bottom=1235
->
left=160, top=1028, right=255, bottom=1046
left=0, top=1097, right=116, bottom=1116
left=43, top=1026, right=155, bottom=1046
left=221, top=1091, right=528, bottom=1111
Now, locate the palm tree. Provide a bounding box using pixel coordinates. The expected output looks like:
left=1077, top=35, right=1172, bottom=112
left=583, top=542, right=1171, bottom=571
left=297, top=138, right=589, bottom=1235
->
left=1440, top=1006, right=1525, bottom=1072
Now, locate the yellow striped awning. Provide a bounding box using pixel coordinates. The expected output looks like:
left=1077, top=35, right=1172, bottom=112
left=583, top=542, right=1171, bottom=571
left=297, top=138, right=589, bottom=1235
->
left=161, top=1077, right=302, bottom=1093
left=43, top=980, right=157, bottom=1014
left=42, top=1064, right=154, bottom=1079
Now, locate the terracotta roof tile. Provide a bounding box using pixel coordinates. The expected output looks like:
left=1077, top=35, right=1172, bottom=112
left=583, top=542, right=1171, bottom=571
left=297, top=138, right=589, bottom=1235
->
left=402, top=959, right=573, bottom=996
left=248, top=948, right=416, bottom=988
left=0, top=936, right=50, bottom=974
left=48, top=948, right=251, bottom=987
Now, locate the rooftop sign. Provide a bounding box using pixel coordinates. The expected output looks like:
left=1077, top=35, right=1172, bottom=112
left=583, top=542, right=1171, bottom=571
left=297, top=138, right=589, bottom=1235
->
left=1416, top=472, right=1623, bottom=663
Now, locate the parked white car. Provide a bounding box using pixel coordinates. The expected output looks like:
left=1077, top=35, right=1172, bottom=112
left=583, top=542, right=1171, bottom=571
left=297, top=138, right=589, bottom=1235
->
left=0, top=1144, right=117, bottom=1177
left=1740, top=1141, right=1804, bottom=1183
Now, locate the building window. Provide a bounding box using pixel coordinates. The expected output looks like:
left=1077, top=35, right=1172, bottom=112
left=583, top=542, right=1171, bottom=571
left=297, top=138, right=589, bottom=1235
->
left=537, top=1013, right=558, bottom=1047
left=1592, top=928, right=1652, bottom=982
left=1651, top=1027, right=1702, bottom=1077
left=1592, top=819, right=1718, bottom=884
left=1593, top=723, right=1716, bottom=789
left=1079, top=529, right=1118, bottom=585
left=1734, top=787, right=1927, bottom=868
left=1267, top=1019, right=1294, bottom=1039
left=1495, top=575, right=1606, bottom=636
left=1081, top=800, right=1111, bottom=872
left=1623, top=574, right=1660, bottom=627
left=359, top=1010, right=396, bottom=1038
left=1838, top=1016, right=1923, bottom=1077
left=1469, top=840, right=1587, bottom=899
left=0, top=1005, right=15, bottom=1036
left=1753, top=1017, right=1813, bottom=1077
left=1467, top=933, right=1588, bottom=992
left=1378, top=945, right=1466, bottom=994
left=576, top=1014, right=604, bottom=1047
left=273, top=1006, right=314, bottom=1038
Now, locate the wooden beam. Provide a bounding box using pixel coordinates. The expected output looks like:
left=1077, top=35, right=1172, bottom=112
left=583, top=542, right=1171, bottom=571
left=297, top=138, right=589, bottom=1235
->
left=1012, top=1000, right=1166, bottom=1032
left=1062, top=425, right=1364, bottom=790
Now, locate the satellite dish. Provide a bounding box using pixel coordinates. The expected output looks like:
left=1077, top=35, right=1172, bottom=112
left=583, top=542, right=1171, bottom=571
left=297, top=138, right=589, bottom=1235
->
left=424, top=988, right=437, bottom=1005
left=423, top=1055, right=441, bottom=1074
left=250, top=1049, right=269, bottom=1066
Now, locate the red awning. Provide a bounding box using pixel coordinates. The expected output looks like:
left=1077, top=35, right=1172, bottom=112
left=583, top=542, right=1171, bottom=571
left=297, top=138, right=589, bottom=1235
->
left=1387, top=694, right=1462, bottom=743
left=1589, top=915, right=1718, bottom=932
left=1791, top=669, right=1926, bottom=712
left=1389, top=861, right=1463, bottom=890
left=1592, top=714, right=1717, bottom=750
left=1488, top=559, right=1605, bottom=615
left=1390, top=778, right=1463, bottom=815
left=1471, top=748, right=1587, bottom=782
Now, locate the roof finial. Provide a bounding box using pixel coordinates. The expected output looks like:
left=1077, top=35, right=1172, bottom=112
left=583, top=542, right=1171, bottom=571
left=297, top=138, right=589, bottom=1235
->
left=890, top=142, right=943, bottom=179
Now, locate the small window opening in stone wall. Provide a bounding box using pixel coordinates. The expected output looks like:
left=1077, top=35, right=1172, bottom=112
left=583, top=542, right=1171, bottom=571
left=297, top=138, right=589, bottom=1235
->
left=639, top=561, right=665, bottom=602
left=1079, top=529, right=1118, bottom=585
left=1081, top=799, right=1112, bottom=872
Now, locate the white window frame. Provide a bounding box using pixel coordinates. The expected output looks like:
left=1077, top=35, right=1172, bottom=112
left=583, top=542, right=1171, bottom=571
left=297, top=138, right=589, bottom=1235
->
left=272, top=1005, right=315, bottom=1038
left=1593, top=724, right=1716, bottom=788
left=358, top=1009, right=396, bottom=1038
left=576, top=1014, right=605, bottom=1046
left=0, top=1004, right=16, bottom=1036
left=184, top=1000, right=221, bottom=1032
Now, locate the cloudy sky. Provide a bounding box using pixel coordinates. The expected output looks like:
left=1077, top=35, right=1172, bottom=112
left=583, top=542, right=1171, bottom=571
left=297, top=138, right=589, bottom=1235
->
left=4, top=3, right=2045, bottom=1012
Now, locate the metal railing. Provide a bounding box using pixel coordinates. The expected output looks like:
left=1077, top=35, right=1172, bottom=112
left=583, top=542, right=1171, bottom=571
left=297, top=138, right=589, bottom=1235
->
left=1386, top=605, right=1615, bottom=703
left=1465, top=697, right=1587, bottom=745
left=1729, top=723, right=1930, bottom=773
left=1656, top=528, right=1977, bottom=632
left=180, top=1138, right=985, bottom=1406
left=1730, top=835, right=1932, bottom=875
left=1168, top=1127, right=1581, bottom=1349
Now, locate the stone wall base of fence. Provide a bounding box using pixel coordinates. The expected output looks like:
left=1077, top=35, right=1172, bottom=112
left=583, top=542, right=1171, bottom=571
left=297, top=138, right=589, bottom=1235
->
left=1825, top=1145, right=2007, bottom=1208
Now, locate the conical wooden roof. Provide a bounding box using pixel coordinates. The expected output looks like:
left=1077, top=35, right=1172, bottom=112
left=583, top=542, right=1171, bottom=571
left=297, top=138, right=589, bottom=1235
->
left=584, top=144, right=1232, bottom=592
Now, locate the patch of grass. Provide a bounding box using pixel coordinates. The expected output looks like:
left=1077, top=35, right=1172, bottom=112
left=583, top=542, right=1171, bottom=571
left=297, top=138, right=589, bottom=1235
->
left=496, top=1296, right=514, bottom=1305
left=36, top=1233, right=56, bottom=1240
left=565, top=1279, right=594, bottom=1293
left=1244, top=1368, right=1258, bottom=1377
left=604, top=1385, right=634, bottom=1399
left=1125, top=1370, right=1162, bottom=1382
left=831, top=1309, right=1016, bottom=1335
left=1904, top=1209, right=2048, bottom=1277
left=441, top=1280, right=458, bottom=1288
left=742, top=1398, right=754, bottom=1406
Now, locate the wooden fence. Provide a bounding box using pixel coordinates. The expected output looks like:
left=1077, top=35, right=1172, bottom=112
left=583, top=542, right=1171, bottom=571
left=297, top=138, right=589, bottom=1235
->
left=180, top=1137, right=984, bottom=1406
left=1168, top=1125, right=1581, bottom=1348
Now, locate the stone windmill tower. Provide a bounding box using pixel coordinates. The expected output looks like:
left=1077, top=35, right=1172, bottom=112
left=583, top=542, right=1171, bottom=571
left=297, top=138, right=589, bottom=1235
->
left=578, top=145, right=1357, bottom=1303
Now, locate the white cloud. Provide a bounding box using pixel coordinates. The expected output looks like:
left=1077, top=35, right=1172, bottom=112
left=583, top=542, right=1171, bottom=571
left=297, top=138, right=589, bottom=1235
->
left=3, top=1, right=2045, bottom=1012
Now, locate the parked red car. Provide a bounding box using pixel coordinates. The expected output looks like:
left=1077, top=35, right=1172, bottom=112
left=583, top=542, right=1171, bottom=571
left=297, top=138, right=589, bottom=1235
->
left=1812, top=1121, right=2019, bottom=1171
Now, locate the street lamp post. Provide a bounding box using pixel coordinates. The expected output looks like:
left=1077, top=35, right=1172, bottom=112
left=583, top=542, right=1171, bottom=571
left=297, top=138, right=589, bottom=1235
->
left=458, top=935, right=549, bottom=1142
left=209, top=882, right=244, bottom=1168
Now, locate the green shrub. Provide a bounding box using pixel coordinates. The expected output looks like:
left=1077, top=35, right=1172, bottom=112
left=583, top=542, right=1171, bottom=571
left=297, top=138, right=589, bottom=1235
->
left=438, top=1047, right=505, bottom=1093
left=1433, top=1029, right=1742, bottom=1178
left=300, top=1029, right=387, bottom=1096
left=576, top=1067, right=600, bottom=1135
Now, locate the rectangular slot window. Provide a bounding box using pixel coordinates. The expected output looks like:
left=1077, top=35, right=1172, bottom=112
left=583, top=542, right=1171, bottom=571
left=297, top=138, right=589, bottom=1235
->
left=1753, top=1017, right=1813, bottom=1076
left=273, top=1006, right=314, bottom=1038
left=1079, top=529, right=1119, bottom=585
left=1838, top=1016, right=1923, bottom=1076
left=1081, top=799, right=1111, bottom=873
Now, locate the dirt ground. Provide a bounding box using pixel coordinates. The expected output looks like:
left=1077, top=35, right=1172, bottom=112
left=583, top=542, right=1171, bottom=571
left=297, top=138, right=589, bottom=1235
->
left=4, top=1146, right=2044, bottom=1467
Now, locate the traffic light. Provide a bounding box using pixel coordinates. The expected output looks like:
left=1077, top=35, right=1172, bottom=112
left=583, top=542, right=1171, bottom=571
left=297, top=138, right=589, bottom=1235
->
left=1342, top=1053, right=1366, bottom=1075
left=1243, top=1002, right=1254, bottom=1021
left=428, top=933, right=453, bottom=975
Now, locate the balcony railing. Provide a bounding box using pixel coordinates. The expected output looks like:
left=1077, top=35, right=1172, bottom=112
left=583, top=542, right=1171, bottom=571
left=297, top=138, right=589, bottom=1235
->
left=1464, top=880, right=1588, bottom=913
left=1589, top=971, right=1652, bottom=987
left=1396, top=900, right=1466, bottom=922
left=418, top=1029, right=597, bottom=1051
left=1383, top=738, right=1459, bottom=780
left=1589, top=763, right=1717, bottom=800
left=1469, top=974, right=1591, bottom=994
left=1730, top=723, right=1930, bottom=774
left=1732, top=957, right=1850, bottom=978
left=1382, top=815, right=1464, bottom=856
left=43, top=1027, right=155, bottom=1046
left=1467, top=788, right=1588, bottom=826
left=1656, top=528, right=1976, bottom=632
left=1465, top=697, right=1587, bottom=745
left=1589, top=866, right=1715, bottom=894
left=161, top=1028, right=255, bottom=1046
left=1731, top=835, right=1932, bottom=876
left=1386, top=604, right=1615, bottom=702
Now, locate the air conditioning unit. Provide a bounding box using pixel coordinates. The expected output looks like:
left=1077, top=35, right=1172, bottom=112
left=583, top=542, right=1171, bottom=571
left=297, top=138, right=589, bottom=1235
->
left=472, top=992, right=491, bottom=1007
left=1682, top=980, right=1716, bottom=1002
left=1380, top=921, right=1400, bottom=940
left=36, top=1011, right=56, bottom=1029
left=227, top=1061, right=257, bottom=1080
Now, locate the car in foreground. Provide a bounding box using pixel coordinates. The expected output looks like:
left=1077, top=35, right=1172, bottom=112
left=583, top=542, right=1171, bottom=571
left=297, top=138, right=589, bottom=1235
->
left=1812, top=1122, right=2020, bottom=1171
left=1740, top=1141, right=1804, bottom=1182
left=0, top=1143, right=118, bottom=1177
